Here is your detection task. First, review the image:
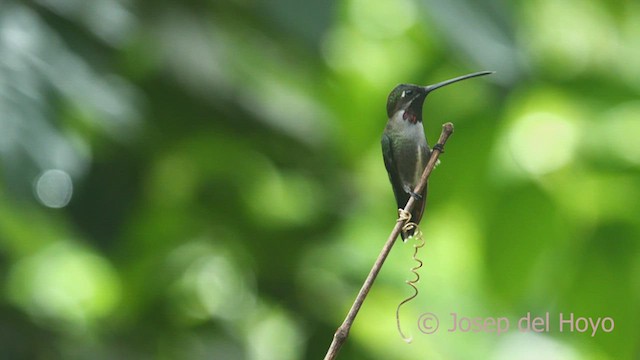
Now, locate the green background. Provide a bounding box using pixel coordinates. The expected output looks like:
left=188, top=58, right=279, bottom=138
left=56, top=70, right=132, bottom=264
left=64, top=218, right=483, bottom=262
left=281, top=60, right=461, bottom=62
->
left=1, top=0, right=639, bottom=359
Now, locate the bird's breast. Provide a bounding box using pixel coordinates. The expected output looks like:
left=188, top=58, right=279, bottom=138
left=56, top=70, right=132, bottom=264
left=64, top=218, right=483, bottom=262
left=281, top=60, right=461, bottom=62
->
left=385, top=114, right=429, bottom=186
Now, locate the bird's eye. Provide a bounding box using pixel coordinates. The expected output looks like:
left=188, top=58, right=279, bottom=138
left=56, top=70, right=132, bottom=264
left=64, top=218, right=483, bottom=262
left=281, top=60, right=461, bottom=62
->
left=402, top=89, right=413, bottom=98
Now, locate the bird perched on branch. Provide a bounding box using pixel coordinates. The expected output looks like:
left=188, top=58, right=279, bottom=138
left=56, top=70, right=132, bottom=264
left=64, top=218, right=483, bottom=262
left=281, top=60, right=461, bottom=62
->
left=382, top=71, right=494, bottom=240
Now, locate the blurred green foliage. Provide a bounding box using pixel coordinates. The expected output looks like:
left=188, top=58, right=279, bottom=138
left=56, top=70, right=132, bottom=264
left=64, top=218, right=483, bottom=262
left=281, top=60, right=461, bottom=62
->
left=1, top=0, right=639, bottom=359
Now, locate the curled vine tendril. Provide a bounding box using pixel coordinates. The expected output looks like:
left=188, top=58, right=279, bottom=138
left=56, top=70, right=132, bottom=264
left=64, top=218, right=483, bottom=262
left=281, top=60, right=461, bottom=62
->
left=395, top=209, right=425, bottom=343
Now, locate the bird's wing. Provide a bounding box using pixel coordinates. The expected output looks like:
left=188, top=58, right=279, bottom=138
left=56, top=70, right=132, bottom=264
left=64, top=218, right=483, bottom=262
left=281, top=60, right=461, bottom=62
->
left=411, top=145, right=430, bottom=226
left=381, top=133, right=407, bottom=209
left=381, top=133, right=395, bottom=175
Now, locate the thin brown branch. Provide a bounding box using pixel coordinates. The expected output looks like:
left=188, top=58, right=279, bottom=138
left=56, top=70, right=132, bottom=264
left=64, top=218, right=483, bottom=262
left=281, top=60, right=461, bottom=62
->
left=323, top=122, right=455, bottom=360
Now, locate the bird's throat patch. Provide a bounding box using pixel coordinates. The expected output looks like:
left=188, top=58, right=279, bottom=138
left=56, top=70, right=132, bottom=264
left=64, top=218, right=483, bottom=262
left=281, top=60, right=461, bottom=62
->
left=402, top=110, right=418, bottom=124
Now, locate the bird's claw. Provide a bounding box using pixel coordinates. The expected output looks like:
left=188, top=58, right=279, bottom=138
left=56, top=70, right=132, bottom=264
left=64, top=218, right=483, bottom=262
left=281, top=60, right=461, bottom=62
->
left=403, top=184, right=423, bottom=200
left=409, top=191, right=422, bottom=200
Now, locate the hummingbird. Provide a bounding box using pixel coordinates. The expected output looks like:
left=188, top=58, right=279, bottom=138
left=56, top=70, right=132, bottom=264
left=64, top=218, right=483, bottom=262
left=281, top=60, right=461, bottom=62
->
left=382, top=71, right=494, bottom=241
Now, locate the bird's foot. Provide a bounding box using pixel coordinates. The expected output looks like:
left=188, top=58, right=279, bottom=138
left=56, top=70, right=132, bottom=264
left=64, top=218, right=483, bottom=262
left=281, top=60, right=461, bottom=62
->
left=403, top=184, right=423, bottom=200
left=433, top=143, right=445, bottom=153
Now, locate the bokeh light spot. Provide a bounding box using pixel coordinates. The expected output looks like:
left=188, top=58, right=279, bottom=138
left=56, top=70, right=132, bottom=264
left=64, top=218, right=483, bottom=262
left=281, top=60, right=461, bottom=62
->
left=245, top=167, right=321, bottom=227
left=168, top=242, right=256, bottom=322
left=601, top=101, right=640, bottom=166
left=8, top=242, right=121, bottom=329
left=508, top=112, right=578, bottom=176
left=34, top=169, right=73, bottom=208
left=247, top=308, right=304, bottom=360
left=493, top=333, right=581, bottom=360
left=348, top=0, right=417, bottom=39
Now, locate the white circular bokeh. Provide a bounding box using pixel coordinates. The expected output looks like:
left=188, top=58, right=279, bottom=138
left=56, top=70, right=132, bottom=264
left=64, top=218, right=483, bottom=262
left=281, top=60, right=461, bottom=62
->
left=35, top=169, right=73, bottom=208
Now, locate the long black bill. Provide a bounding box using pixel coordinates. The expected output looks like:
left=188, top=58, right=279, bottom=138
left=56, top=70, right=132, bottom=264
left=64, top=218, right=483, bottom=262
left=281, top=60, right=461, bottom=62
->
left=423, top=70, right=495, bottom=94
